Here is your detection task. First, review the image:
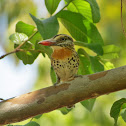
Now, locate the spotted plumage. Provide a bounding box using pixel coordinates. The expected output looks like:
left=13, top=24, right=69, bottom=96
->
left=51, top=48, right=79, bottom=82
left=38, top=34, right=79, bottom=84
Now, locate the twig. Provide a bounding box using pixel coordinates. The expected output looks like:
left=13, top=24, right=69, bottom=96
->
left=0, top=1, right=69, bottom=60
left=0, top=31, right=38, bottom=60
left=121, top=0, right=126, bottom=37
left=0, top=50, right=19, bottom=59
left=19, top=49, right=41, bottom=53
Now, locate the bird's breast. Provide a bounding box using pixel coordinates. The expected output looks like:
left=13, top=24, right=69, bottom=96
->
left=51, top=48, right=79, bottom=82
left=52, top=48, right=73, bottom=60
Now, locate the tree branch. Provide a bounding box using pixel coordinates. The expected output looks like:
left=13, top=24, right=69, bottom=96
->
left=121, top=0, right=126, bottom=37
left=0, top=31, right=38, bottom=60
left=0, top=2, right=69, bottom=60
left=0, top=66, right=126, bottom=125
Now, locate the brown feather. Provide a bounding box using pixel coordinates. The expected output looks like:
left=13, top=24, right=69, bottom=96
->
left=52, top=47, right=73, bottom=60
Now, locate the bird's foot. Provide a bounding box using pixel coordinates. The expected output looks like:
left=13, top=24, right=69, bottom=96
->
left=53, top=82, right=61, bottom=87
left=74, top=75, right=83, bottom=78
left=54, top=83, right=58, bottom=87
left=66, top=104, right=75, bottom=109
left=53, top=76, right=61, bottom=87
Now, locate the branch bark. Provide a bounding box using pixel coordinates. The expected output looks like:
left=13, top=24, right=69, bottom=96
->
left=0, top=66, right=126, bottom=125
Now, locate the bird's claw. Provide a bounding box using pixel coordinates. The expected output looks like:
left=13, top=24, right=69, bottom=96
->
left=67, top=104, right=75, bottom=109
left=53, top=82, right=60, bottom=87
left=74, top=75, right=83, bottom=78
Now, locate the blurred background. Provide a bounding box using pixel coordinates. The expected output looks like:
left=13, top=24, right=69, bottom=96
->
left=0, top=0, right=126, bottom=126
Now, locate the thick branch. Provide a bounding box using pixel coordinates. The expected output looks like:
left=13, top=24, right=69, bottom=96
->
left=0, top=66, right=126, bottom=125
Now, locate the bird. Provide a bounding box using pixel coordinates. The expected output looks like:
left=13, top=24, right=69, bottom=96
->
left=38, top=34, right=79, bottom=85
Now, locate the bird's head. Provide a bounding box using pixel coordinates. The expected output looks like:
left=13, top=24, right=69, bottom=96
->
left=38, top=34, right=74, bottom=49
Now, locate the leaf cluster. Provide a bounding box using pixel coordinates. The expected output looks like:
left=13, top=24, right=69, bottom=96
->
left=6, top=0, right=122, bottom=125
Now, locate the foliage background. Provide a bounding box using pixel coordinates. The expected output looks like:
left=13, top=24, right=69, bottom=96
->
left=0, top=0, right=126, bottom=126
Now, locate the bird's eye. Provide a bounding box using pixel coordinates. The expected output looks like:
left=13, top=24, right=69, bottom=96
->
left=61, top=38, right=66, bottom=41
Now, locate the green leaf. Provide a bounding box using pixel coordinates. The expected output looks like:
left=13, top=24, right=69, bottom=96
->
left=67, top=0, right=92, bottom=22
left=14, top=42, right=39, bottom=65
left=57, top=10, right=103, bottom=44
left=65, top=0, right=74, bottom=3
left=29, top=32, right=42, bottom=45
left=16, top=21, right=42, bottom=45
left=101, top=53, right=119, bottom=60
left=75, top=41, right=103, bottom=55
left=85, top=0, right=100, bottom=23
left=121, top=110, right=126, bottom=122
left=50, top=66, right=57, bottom=84
left=59, top=107, right=72, bottom=115
left=16, top=21, right=35, bottom=36
left=30, top=14, right=59, bottom=39
left=33, top=114, right=42, bottom=119
left=77, top=48, right=92, bottom=74
left=9, top=33, right=28, bottom=44
left=24, top=121, right=40, bottom=126
left=78, top=55, right=91, bottom=75
left=122, top=103, right=126, bottom=109
left=103, top=45, right=120, bottom=54
left=67, top=0, right=100, bottom=23
left=104, top=61, right=115, bottom=70
left=90, top=56, right=104, bottom=73
left=110, top=98, right=126, bottom=126
left=81, top=98, right=96, bottom=112
left=35, top=41, right=53, bottom=58
left=45, top=0, right=61, bottom=15
left=101, top=45, right=120, bottom=60
left=7, top=121, right=40, bottom=126
left=78, top=48, right=104, bottom=73
left=86, top=43, right=103, bottom=55
left=7, top=124, right=20, bottom=126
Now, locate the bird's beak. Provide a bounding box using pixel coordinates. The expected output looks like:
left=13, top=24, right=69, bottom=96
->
left=38, top=39, right=56, bottom=46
